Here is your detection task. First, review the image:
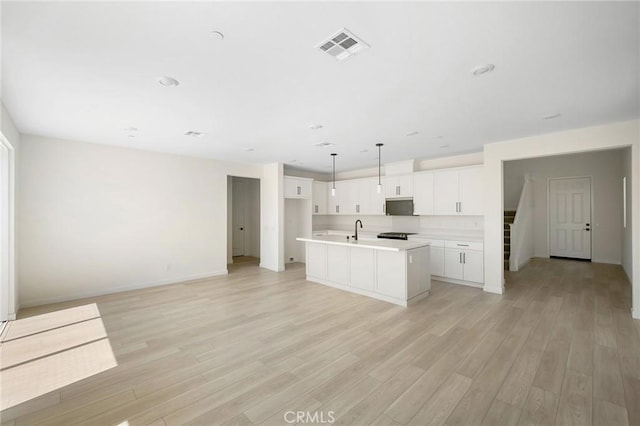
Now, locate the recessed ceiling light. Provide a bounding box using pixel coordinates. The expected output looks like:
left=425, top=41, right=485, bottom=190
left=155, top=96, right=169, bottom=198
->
left=360, top=149, right=369, bottom=153
left=127, top=134, right=136, bottom=138
left=543, top=113, right=562, bottom=120
left=315, top=142, right=335, bottom=148
left=471, top=64, right=495, bottom=76
left=184, top=131, right=203, bottom=137
left=158, top=76, right=180, bottom=87
left=243, top=148, right=255, bottom=152
left=211, top=30, right=224, bottom=40
left=125, top=126, right=138, bottom=132
left=405, top=131, right=419, bottom=137
left=439, top=144, right=449, bottom=149
left=310, top=124, right=324, bottom=130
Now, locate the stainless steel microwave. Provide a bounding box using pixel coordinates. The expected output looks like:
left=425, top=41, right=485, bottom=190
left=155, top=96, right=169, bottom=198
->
left=385, top=198, right=415, bottom=216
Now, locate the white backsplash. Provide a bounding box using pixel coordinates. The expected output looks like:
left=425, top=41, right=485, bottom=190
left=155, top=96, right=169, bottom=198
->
left=313, top=214, right=483, bottom=235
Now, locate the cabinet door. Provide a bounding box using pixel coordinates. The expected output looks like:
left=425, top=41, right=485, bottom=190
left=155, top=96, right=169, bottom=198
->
left=430, top=247, right=445, bottom=276
left=306, top=243, right=327, bottom=279
left=328, top=181, right=346, bottom=214
left=398, top=174, right=414, bottom=197
left=298, top=179, right=312, bottom=198
left=376, top=251, right=406, bottom=299
left=413, top=172, right=434, bottom=215
left=312, top=181, right=328, bottom=215
left=349, top=247, right=375, bottom=291
left=345, top=180, right=358, bottom=215
left=355, top=179, right=371, bottom=214
left=434, top=170, right=460, bottom=215
left=369, top=177, right=386, bottom=215
left=327, top=245, right=349, bottom=285
left=458, top=167, right=483, bottom=215
left=462, top=250, right=484, bottom=283
left=384, top=176, right=399, bottom=198
left=284, top=177, right=298, bottom=198
left=444, top=248, right=464, bottom=280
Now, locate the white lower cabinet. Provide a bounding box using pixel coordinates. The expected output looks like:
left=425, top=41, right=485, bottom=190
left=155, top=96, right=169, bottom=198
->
left=443, top=240, right=484, bottom=284
left=349, top=247, right=376, bottom=291
left=327, top=245, right=349, bottom=285
left=303, top=241, right=431, bottom=306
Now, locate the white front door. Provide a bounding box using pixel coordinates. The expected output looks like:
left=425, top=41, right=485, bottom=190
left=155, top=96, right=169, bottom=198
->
left=232, top=178, right=246, bottom=257
left=549, top=177, right=592, bottom=259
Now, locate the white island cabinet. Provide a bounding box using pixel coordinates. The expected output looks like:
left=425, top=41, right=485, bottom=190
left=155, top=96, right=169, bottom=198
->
left=296, top=236, right=431, bottom=307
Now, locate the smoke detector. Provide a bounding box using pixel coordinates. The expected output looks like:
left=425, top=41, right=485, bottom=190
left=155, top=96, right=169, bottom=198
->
left=316, top=28, right=369, bottom=61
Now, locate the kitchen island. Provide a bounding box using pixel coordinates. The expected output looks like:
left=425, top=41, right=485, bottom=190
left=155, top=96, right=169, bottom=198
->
left=296, top=235, right=431, bottom=306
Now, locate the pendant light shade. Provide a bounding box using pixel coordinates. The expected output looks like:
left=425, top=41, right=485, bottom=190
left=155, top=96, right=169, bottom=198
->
left=376, top=143, right=384, bottom=194
left=331, top=153, right=337, bottom=197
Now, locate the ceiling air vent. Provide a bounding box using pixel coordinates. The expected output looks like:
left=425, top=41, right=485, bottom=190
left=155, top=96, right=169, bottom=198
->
left=316, top=28, right=369, bottom=61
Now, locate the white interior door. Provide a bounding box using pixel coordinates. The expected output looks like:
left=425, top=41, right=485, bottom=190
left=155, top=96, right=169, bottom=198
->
left=549, top=177, right=592, bottom=259
left=0, top=142, right=9, bottom=322
left=232, top=178, right=246, bottom=257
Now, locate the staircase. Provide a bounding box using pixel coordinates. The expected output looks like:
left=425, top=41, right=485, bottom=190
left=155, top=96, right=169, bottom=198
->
left=504, top=210, right=516, bottom=270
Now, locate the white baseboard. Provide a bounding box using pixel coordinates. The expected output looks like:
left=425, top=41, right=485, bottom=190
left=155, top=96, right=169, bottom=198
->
left=632, top=307, right=639, bottom=320
left=592, top=258, right=621, bottom=265
left=20, top=270, right=228, bottom=308
left=432, top=275, right=483, bottom=289
left=259, top=263, right=284, bottom=272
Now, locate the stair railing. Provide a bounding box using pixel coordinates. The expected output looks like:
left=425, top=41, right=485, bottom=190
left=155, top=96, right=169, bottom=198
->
left=509, top=174, right=535, bottom=271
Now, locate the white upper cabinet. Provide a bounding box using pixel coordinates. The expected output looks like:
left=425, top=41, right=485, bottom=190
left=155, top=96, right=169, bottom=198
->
left=434, top=166, right=483, bottom=215
left=312, top=181, right=328, bottom=215
left=328, top=180, right=347, bottom=215
left=284, top=176, right=312, bottom=199
left=385, top=174, right=413, bottom=198
left=413, top=171, right=434, bottom=215
left=458, top=167, right=483, bottom=215
left=352, top=178, right=371, bottom=215
left=369, top=177, right=386, bottom=215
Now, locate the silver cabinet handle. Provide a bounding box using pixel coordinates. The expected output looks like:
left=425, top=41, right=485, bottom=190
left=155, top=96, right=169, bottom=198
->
left=457, top=244, right=469, bottom=247
left=335, top=205, right=339, bottom=213
left=459, top=252, right=462, bottom=263
left=315, top=205, right=319, bottom=214
left=297, top=186, right=301, bottom=195
left=459, top=202, right=462, bottom=213
left=396, top=186, right=400, bottom=195
left=463, top=252, right=466, bottom=264
left=356, top=205, right=360, bottom=213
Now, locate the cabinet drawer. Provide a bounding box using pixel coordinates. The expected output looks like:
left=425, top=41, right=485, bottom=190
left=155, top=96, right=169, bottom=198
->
left=409, top=237, right=444, bottom=247
left=445, top=240, right=483, bottom=251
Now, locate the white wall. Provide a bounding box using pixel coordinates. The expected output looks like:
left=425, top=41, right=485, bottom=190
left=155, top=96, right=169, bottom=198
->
left=18, top=134, right=262, bottom=307
left=484, top=119, right=639, bottom=319
left=1, top=102, right=20, bottom=318
left=504, top=150, right=625, bottom=263
left=623, top=147, right=633, bottom=281
left=260, top=163, right=284, bottom=272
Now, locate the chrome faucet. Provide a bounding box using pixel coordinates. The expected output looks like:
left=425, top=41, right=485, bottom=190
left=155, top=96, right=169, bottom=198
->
left=354, top=219, right=363, bottom=241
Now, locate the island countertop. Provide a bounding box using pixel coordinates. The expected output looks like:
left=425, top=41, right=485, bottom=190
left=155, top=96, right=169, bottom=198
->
left=296, top=235, right=430, bottom=252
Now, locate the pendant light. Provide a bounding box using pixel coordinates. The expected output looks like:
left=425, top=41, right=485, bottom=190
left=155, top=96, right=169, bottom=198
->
left=331, top=153, right=337, bottom=196
left=376, top=143, right=384, bottom=194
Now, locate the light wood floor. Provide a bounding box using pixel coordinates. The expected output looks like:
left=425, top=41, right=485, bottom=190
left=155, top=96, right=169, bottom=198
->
left=1, top=258, right=639, bottom=425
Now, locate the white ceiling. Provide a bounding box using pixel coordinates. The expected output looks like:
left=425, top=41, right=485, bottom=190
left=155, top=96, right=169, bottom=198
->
left=2, top=1, right=639, bottom=172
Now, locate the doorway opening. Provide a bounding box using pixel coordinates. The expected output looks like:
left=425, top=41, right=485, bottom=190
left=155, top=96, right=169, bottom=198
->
left=502, top=148, right=628, bottom=278
left=227, top=176, right=260, bottom=269
left=0, top=132, right=16, bottom=324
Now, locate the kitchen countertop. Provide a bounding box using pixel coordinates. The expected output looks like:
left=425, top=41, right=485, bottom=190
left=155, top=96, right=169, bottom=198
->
left=297, top=235, right=430, bottom=252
